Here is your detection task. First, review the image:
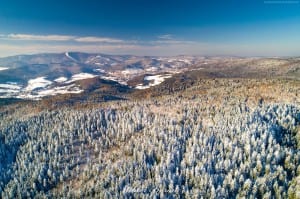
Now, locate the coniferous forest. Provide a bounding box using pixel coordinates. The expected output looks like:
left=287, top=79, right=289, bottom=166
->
left=0, top=78, right=299, bottom=198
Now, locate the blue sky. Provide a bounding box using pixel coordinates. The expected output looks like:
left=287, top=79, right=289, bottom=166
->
left=0, top=0, right=299, bottom=57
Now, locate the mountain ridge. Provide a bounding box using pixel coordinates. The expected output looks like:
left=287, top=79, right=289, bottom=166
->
left=0, top=52, right=299, bottom=101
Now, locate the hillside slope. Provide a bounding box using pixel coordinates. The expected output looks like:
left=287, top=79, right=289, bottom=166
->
left=0, top=75, right=299, bottom=198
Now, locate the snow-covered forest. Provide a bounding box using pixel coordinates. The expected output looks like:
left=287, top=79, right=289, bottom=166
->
left=0, top=78, right=299, bottom=198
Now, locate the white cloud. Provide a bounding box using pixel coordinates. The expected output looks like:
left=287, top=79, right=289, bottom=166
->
left=0, top=67, right=9, bottom=71
left=0, top=34, right=299, bottom=57
left=0, top=34, right=125, bottom=43
left=152, top=40, right=197, bottom=45
left=155, top=34, right=197, bottom=45
left=74, top=36, right=124, bottom=43
left=0, top=33, right=192, bottom=47
left=6, top=34, right=75, bottom=41
left=158, top=34, right=173, bottom=40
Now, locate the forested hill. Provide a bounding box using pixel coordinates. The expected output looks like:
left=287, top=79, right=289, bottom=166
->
left=0, top=78, right=299, bottom=198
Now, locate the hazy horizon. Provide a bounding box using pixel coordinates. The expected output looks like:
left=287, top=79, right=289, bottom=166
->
left=0, top=51, right=299, bottom=59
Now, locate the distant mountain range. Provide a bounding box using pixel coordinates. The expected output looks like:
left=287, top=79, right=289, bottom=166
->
left=0, top=52, right=203, bottom=99
left=0, top=52, right=299, bottom=100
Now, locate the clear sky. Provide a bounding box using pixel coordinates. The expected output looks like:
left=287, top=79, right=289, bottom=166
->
left=0, top=0, right=299, bottom=57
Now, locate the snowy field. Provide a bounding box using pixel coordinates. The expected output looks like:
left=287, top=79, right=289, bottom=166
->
left=135, top=74, right=172, bottom=89
left=35, top=84, right=83, bottom=97
left=66, top=73, right=97, bottom=83
left=25, top=77, right=52, bottom=91
left=54, top=77, right=68, bottom=83
left=0, top=73, right=100, bottom=99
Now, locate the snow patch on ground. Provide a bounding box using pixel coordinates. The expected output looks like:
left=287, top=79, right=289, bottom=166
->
left=66, top=73, right=97, bottom=83
left=135, top=74, right=172, bottom=90
left=101, top=76, right=128, bottom=85
left=166, top=58, right=192, bottom=64
left=178, top=59, right=192, bottom=64
left=25, top=77, right=52, bottom=91
left=94, top=69, right=105, bottom=73
left=37, top=84, right=83, bottom=97
left=144, top=74, right=172, bottom=86
left=0, top=77, right=85, bottom=99
left=0, top=75, right=86, bottom=99
left=65, top=52, right=77, bottom=62
left=135, top=84, right=150, bottom=90
left=16, top=84, right=83, bottom=100
left=0, top=89, right=20, bottom=93
left=54, top=77, right=68, bottom=83
left=145, top=67, right=158, bottom=72
left=121, top=69, right=143, bottom=75
left=0, top=83, right=23, bottom=98
left=101, top=76, right=118, bottom=81
left=0, top=84, right=22, bottom=90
